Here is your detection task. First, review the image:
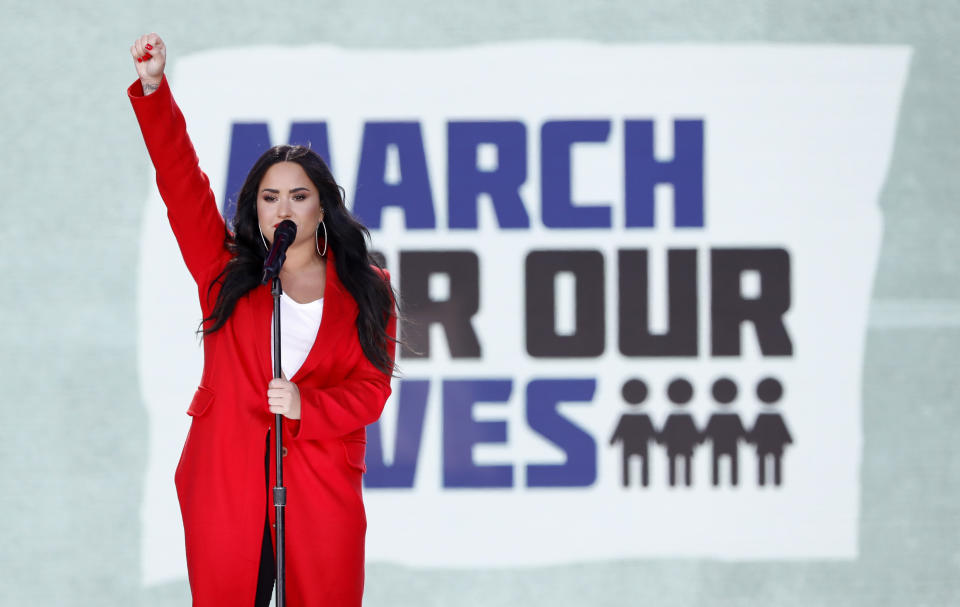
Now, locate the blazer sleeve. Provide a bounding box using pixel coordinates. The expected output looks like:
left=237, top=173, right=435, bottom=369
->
left=129, top=75, right=229, bottom=283
left=292, top=274, right=397, bottom=441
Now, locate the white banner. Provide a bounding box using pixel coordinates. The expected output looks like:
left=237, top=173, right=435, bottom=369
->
left=138, top=42, right=910, bottom=581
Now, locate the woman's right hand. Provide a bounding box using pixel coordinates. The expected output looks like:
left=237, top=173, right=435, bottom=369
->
left=130, top=33, right=166, bottom=95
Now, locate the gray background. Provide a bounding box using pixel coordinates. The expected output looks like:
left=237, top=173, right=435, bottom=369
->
left=1, top=1, right=957, bottom=605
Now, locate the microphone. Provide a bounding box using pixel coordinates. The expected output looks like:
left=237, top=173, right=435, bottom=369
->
left=261, top=220, right=297, bottom=284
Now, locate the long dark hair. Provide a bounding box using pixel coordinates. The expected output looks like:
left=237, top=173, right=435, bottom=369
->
left=201, top=145, right=398, bottom=376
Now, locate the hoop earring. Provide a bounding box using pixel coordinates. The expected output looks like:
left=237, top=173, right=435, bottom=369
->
left=316, top=220, right=328, bottom=257
left=258, top=226, right=269, bottom=252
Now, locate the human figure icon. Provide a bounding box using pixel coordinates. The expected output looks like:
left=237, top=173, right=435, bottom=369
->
left=657, top=378, right=702, bottom=487
left=609, top=379, right=658, bottom=487
left=746, top=377, right=793, bottom=487
left=702, top=378, right=747, bottom=487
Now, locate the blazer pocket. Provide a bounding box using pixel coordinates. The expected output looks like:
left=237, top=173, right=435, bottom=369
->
left=341, top=439, right=367, bottom=473
left=187, top=386, right=215, bottom=417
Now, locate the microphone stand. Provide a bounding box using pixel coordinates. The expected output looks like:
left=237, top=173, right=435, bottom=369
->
left=271, top=275, right=287, bottom=607
left=261, top=219, right=295, bottom=607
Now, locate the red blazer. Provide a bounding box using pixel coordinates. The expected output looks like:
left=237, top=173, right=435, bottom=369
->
left=129, top=76, right=395, bottom=606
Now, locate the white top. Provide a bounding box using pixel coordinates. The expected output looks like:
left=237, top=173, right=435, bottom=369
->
left=271, top=292, right=324, bottom=379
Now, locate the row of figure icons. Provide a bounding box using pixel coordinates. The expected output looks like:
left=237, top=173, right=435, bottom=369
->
left=609, top=377, right=793, bottom=487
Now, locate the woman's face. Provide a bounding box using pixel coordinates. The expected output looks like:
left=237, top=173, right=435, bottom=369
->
left=256, top=161, right=324, bottom=250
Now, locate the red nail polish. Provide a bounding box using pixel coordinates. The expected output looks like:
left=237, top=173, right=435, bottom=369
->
left=137, top=57, right=142, bottom=63
left=145, top=43, right=153, bottom=50
left=143, top=52, right=152, bottom=60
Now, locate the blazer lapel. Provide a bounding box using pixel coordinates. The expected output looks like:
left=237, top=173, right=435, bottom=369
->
left=256, top=281, right=277, bottom=382
left=288, top=249, right=358, bottom=385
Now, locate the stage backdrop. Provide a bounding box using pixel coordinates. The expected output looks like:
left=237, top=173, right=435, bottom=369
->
left=2, top=2, right=959, bottom=606
left=138, top=43, right=908, bottom=581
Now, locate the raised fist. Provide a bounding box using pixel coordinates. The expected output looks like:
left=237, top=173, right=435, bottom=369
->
left=130, top=33, right=166, bottom=93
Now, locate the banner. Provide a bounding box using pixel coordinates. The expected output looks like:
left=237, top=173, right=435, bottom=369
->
left=137, top=42, right=910, bottom=581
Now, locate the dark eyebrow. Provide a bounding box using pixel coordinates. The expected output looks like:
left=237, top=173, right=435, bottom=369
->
left=260, top=187, right=312, bottom=194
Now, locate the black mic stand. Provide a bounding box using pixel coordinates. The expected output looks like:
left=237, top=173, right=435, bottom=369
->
left=271, top=275, right=287, bottom=607
left=261, top=218, right=296, bottom=607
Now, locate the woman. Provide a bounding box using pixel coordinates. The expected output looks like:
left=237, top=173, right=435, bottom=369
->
left=128, top=33, right=397, bottom=606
